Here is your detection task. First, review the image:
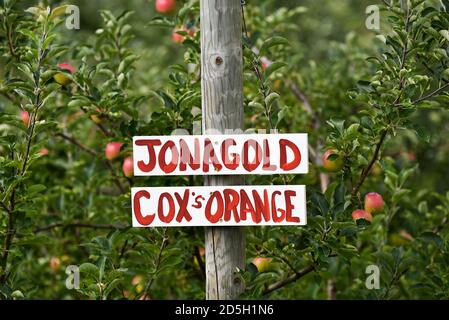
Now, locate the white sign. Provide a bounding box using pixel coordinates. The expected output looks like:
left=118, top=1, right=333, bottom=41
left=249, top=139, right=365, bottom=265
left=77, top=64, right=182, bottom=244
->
left=133, top=134, right=308, bottom=176
left=131, top=185, right=307, bottom=227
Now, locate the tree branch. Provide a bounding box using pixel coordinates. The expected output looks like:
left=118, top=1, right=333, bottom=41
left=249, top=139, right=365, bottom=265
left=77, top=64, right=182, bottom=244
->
left=287, top=80, right=316, bottom=127
left=34, top=222, right=127, bottom=233
left=352, top=5, right=412, bottom=198
left=0, top=201, right=10, bottom=214
left=105, top=160, right=125, bottom=193
left=287, top=80, right=329, bottom=192
left=56, top=132, right=126, bottom=193
left=57, top=132, right=98, bottom=156
left=262, top=264, right=315, bottom=295
left=411, top=82, right=449, bottom=105
left=142, top=231, right=168, bottom=298
left=1, top=28, right=46, bottom=281
left=351, top=129, right=388, bottom=197
left=80, top=107, right=113, bottom=137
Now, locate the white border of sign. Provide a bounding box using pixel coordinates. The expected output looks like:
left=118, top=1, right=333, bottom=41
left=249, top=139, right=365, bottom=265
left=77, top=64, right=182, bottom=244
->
left=131, top=185, right=307, bottom=227
left=133, top=134, right=308, bottom=176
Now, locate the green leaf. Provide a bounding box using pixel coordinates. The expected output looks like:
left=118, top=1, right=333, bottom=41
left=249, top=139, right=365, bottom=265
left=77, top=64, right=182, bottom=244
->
left=27, top=184, right=46, bottom=195
left=147, top=16, right=175, bottom=28
left=0, top=283, right=13, bottom=299
left=260, top=36, right=290, bottom=55
left=104, top=278, right=122, bottom=298
left=327, top=119, right=345, bottom=135
left=439, top=30, right=449, bottom=42
left=248, top=101, right=264, bottom=110
left=264, top=92, right=280, bottom=107
left=98, top=256, right=106, bottom=282
left=154, top=90, right=176, bottom=109
left=419, top=232, right=444, bottom=250
left=334, top=182, right=346, bottom=206
left=311, top=192, right=329, bottom=216
left=264, top=61, right=287, bottom=79
left=50, top=5, right=69, bottom=18
left=276, top=106, right=289, bottom=126
left=79, top=263, right=99, bottom=278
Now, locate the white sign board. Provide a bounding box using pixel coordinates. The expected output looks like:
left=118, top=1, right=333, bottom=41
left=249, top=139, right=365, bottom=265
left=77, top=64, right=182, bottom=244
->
left=133, top=134, right=308, bottom=176
left=131, top=185, right=307, bottom=227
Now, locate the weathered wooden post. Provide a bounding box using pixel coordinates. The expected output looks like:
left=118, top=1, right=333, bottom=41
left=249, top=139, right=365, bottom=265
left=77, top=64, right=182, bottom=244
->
left=132, top=0, right=307, bottom=300
left=200, top=0, right=246, bottom=299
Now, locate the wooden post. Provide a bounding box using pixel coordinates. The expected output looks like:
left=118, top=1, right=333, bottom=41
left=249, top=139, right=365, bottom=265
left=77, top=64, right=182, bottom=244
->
left=200, top=0, right=246, bottom=300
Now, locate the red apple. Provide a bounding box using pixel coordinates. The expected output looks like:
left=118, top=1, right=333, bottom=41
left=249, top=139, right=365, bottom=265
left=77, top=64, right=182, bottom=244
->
left=155, top=0, right=176, bottom=13
left=131, top=275, right=143, bottom=286
left=132, top=275, right=145, bottom=293
left=20, top=110, right=30, bottom=126
left=322, top=149, right=344, bottom=172
left=252, top=257, right=273, bottom=272
left=105, top=142, right=122, bottom=160
left=38, top=148, right=49, bottom=156
left=57, top=62, right=76, bottom=74
left=351, top=209, right=372, bottom=222
left=364, top=192, right=385, bottom=214
left=172, top=26, right=195, bottom=44
left=260, top=56, right=272, bottom=70
left=407, top=151, right=416, bottom=162
left=122, top=157, right=134, bottom=177
left=399, top=230, right=414, bottom=241
left=54, top=62, right=75, bottom=86
left=172, top=29, right=185, bottom=44
left=49, top=257, right=61, bottom=271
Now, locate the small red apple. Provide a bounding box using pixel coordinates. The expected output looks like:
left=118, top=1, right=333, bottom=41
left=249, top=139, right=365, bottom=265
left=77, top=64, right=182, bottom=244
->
left=20, top=110, right=30, bottom=126
left=407, top=151, right=416, bottom=162
left=131, top=275, right=143, bottom=286
left=38, top=148, right=49, bottom=156
left=322, top=149, right=344, bottom=172
left=155, top=0, right=176, bottom=14
left=54, top=62, right=75, bottom=86
left=260, top=56, right=272, bottom=71
left=172, top=26, right=195, bottom=44
left=132, top=275, right=145, bottom=293
left=58, top=62, right=76, bottom=74
left=105, top=142, right=122, bottom=160
left=172, top=29, right=185, bottom=43
left=122, top=157, right=134, bottom=177
left=364, top=192, right=385, bottom=214
left=351, top=209, right=372, bottom=222
left=399, top=230, right=414, bottom=241
left=252, top=257, right=273, bottom=272
left=49, top=256, right=61, bottom=271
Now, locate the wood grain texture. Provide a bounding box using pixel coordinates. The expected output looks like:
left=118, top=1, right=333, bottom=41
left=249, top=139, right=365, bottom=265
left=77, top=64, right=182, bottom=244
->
left=200, top=0, right=246, bottom=300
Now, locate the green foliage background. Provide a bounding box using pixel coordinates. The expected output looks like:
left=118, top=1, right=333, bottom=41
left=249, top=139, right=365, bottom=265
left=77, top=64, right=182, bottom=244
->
left=1, top=0, right=449, bottom=300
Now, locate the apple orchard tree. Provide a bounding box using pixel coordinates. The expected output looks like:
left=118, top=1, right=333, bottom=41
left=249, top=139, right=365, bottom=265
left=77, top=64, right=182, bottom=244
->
left=1, top=0, right=449, bottom=299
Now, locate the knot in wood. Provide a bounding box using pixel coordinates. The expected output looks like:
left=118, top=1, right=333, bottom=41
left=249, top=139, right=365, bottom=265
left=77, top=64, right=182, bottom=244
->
left=215, top=56, right=223, bottom=65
